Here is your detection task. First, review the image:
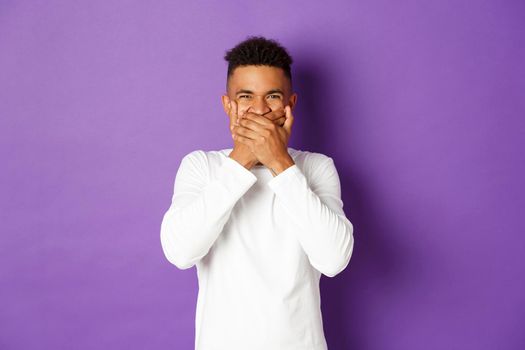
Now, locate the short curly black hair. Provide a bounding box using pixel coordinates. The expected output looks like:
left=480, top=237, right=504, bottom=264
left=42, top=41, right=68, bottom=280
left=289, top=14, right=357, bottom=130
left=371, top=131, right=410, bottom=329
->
left=224, top=35, right=293, bottom=89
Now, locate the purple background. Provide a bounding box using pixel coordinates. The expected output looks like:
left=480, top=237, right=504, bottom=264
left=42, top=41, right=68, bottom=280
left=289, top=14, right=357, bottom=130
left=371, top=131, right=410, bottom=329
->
left=1, top=1, right=524, bottom=349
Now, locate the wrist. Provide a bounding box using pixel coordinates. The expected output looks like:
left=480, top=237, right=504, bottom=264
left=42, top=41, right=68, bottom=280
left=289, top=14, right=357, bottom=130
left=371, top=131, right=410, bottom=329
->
left=229, top=150, right=256, bottom=170
left=269, top=154, right=295, bottom=176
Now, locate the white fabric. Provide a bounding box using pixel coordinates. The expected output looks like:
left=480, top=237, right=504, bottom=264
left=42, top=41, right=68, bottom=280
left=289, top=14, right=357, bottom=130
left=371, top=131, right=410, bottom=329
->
left=160, top=147, right=354, bottom=350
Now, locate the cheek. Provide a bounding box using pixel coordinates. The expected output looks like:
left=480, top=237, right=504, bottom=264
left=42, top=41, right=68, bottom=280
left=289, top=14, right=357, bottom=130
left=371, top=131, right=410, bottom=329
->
left=236, top=98, right=251, bottom=105
left=237, top=98, right=284, bottom=111
left=269, top=99, right=285, bottom=109
left=236, top=100, right=252, bottom=113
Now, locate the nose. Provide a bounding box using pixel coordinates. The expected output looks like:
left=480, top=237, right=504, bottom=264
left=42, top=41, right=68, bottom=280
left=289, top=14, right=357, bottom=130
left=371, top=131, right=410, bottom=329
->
left=248, top=96, right=271, bottom=115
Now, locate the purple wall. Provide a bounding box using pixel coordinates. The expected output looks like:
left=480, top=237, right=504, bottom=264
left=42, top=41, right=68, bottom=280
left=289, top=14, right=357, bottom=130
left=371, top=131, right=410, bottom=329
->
left=1, top=1, right=524, bottom=349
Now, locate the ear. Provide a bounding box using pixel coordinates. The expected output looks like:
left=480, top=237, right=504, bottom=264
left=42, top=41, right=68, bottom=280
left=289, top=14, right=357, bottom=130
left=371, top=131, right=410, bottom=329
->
left=221, top=94, right=231, bottom=115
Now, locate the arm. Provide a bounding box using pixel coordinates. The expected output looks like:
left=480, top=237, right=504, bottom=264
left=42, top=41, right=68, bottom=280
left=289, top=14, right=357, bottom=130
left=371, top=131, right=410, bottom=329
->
left=267, top=155, right=354, bottom=277
left=160, top=150, right=258, bottom=269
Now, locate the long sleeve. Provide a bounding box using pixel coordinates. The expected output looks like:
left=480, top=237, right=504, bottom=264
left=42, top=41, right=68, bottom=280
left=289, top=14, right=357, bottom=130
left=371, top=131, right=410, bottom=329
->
left=267, top=155, right=354, bottom=277
left=160, top=150, right=258, bottom=270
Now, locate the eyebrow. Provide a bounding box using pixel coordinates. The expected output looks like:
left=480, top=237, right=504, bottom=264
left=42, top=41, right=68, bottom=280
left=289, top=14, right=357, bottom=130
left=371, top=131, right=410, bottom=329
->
left=235, top=89, right=284, bottom=95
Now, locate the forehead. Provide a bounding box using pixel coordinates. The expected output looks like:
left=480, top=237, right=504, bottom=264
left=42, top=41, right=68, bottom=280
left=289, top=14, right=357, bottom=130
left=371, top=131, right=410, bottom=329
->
left=228, top=65, right=289, bottom=92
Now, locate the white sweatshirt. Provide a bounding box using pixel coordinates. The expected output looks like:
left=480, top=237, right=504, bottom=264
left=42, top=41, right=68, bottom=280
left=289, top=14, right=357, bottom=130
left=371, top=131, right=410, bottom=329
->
left=160, top=147, right=354, bottom=350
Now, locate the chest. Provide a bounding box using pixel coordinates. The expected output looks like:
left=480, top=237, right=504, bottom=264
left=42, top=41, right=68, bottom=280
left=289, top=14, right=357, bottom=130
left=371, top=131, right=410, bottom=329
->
left=217, top=166, right=302, bottom=260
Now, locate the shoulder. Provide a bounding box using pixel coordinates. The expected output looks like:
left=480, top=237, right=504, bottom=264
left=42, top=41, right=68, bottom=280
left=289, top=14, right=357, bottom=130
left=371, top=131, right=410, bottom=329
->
left=288, top=148, right=337, bottom=188
left=180, top=149, right=208, bottom=167
left=290, top=148, right=333, bottom=171
left=180, top=147, right=235, bottom=170
left=203, top=147, right=233, bottom=167
left=175, top=150, right=212, bottom=181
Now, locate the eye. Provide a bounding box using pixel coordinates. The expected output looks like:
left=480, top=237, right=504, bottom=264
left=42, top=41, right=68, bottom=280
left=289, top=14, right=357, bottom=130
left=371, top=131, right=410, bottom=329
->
left=239, top=95, right=252, bottom=99
left=268, top=94, right=282, bottom=99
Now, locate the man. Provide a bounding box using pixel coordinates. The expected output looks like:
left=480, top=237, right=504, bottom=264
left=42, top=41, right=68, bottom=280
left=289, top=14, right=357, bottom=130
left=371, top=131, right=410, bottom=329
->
left=160, top=36, right=354, bottom=350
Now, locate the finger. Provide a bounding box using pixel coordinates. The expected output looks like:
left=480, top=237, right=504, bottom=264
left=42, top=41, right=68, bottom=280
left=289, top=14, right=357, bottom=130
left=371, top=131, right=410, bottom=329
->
left=226, top=97, right=236, bottom=130
left=233, top=124, right=261, bottom=140
left=243, top=107, right=284, bottom=123
left=238, top=117, right=267, bottom=134
left=238, top=104, right=247, bottom=121
left=231, top=100, right=239, bottom=126
left=242, top=112, right=274, bottom=126
left=274, top=116, right=286, bottom=126
left=262, top=107, right=286, bottom=122
left=233, top=133, right=253, bottom=149
left=282, top=105, right=294, bottom=134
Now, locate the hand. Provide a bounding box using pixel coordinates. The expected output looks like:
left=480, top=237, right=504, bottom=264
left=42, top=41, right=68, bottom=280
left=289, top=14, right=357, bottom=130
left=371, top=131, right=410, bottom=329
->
left=232, top=105, right=295, bottom=176
left=225, top=97, right=286, bottom=169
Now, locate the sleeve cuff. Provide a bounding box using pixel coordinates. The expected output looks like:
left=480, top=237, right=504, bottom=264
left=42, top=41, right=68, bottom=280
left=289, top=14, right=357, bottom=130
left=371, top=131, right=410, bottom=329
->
left=267, top=164, right=304, bottom=191
left=215, top=156, right=258, bottom=196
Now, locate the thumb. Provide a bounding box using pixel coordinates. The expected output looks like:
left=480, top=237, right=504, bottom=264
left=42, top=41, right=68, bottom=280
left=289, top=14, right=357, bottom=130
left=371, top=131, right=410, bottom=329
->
left=227, top=98, right=238, bottom=130
left=282, top=105, right=294, bottom=134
